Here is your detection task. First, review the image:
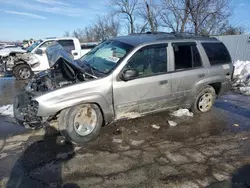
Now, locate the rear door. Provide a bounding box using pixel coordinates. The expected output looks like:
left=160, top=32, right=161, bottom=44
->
left=170, top=42, right=208, bottom=106
left=112, top=43, right=173, bottom=119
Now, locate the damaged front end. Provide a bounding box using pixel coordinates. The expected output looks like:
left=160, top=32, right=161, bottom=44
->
left=14, top=92, right=42, bottom=127
left=14, top=43, right=99, bottom=128
left=5, top=53, right=39, bottom=72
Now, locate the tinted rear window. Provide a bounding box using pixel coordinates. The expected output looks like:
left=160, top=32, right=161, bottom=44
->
left=202, top=43, right=231, bottom=65
left=57, top=40, right=75, bottom=52
left=81, top=44, right=98, bottom=49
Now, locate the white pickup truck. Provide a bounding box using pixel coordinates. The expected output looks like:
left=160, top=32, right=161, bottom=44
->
left=0, top=37, right=97, bottom=79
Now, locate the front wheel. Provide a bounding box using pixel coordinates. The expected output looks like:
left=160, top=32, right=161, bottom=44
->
left=58, top=104, right=103, bottom=144
left=13, top=64, right=33, bottom=80
left=191, top=85, right=216, bottom=113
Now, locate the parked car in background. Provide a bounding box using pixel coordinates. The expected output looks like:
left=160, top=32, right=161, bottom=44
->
left=0, top=37, right=91, bottom=80
left=14, top=32, right=233, bottom=144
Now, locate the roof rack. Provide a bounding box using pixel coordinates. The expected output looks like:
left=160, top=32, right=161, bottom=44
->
left=130, top=31, right=209, bottom=38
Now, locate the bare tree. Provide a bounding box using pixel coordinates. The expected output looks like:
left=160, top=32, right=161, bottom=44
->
left=187, top=0, right=232, bottom=34
left=69, top=29, right=86, bottom=42
left=110, top=0, right=139, bottom=34
left=217, top=21, right=245, bottom=35
left=134, top=23, right=148, bottom=33
left=138, top=0, right=160, bottom=32
left=159, top=0, right=191, bottom=32
left=82, top=16, right=120, bottom=42
left=159, top=0, right=232, bottom=35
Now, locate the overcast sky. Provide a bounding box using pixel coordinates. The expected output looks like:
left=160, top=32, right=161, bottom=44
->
left=0, top=0, right=249, bottom=41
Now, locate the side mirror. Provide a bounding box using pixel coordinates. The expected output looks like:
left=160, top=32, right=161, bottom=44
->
left=121, top=69, right=138, bottom=81
left=35, top=47, right=46, bottom=55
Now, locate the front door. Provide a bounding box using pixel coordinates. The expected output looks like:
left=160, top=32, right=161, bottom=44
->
left=113, top=44, right=173, bottom=119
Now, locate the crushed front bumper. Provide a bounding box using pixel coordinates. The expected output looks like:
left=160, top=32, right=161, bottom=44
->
left=13, top=91, right=42, bottom=126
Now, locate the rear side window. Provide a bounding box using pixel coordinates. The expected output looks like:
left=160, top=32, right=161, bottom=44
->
left=57, top=40, right=75, bottom=53
left=202, top=43, right=231, bottom=65
left=173, top=43, right=202, bottom=70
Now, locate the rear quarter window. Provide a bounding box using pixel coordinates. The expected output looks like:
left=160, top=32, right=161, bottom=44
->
left=201, top=43, right=231, bottom=65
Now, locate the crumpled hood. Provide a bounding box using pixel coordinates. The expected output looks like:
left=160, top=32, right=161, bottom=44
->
left=0, top=47, right=26, bottom=57
left=46, top=42, right=84, bottom=72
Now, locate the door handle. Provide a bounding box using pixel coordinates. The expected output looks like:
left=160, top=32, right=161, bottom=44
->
left=198, top=74, right=205, bottom=78
left=226, top=72, right=230, bottom=76
left=159, top=80, right=168, bottom=85
left=73, top=52, right=78, bottom=56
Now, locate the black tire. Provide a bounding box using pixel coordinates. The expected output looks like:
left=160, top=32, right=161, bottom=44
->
left=58, top=104, right=103, bottom=144
left=191, top=85, right=216, bottom=113
left=13, top=64, right=33, bottom=80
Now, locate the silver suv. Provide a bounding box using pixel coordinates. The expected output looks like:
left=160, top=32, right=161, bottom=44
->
left=14, top=32, right=233, bottom=144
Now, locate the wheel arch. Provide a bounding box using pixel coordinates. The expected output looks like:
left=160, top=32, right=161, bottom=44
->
left=193, top=76, right=224, bottom=96
left=37, top=93, right=115, bottom=125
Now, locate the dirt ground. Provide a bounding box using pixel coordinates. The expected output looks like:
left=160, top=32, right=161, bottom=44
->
left=1, top=78, right=250, bottom=188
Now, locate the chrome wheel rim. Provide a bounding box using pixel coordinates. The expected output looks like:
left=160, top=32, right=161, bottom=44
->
left=19, top=68, right=31, bottom=79
left=73, top=106, right=97, bottom=136
left=198, top=93, right=213, bottom=112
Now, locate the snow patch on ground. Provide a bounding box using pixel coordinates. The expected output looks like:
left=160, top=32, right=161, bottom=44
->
left=168, top=120, right=177, bottom=127
left=0, top=104, right=14, bottom=117
left=171, top=109, right=193, bottom=117
left=233, top=61, right=250, bottom=95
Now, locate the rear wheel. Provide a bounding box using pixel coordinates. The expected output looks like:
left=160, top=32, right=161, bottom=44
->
left=191, top=85, right=216, bottom=113
left=58, top=104, right=103, bottom=144
left=13, top=64, right=33, bottom=80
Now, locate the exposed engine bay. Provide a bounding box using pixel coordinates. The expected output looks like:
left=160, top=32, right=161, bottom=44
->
left=14, top=43, right=100, bottom=128
left=25, top=58, right=96, bottom=94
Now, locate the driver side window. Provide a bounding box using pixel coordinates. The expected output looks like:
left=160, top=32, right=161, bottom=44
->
left=125, top=44, right=168, bottom=78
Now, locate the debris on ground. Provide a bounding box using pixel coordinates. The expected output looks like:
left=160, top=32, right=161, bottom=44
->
left=112, top=138, right=123, bottom=144
left=130, top=139, right=145, bottom=146
left=0, top=104, right=13, bottom=117
left=113, top=129, right=122, bottom=135
left=168, top=120, right=178, bottom=127
left=118, top=144, right=130, bottom=151
left=232, top=61, right=250, bottom=96
left=151, top=124, right=160, bottom=129
left=171, top=109, right=193, bottom=117
left=234, top=124, right=239, bottom=127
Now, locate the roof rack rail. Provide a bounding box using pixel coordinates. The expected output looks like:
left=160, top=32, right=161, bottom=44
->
left=129, top=31, right=209, bottom=38
left=170, top=32, right=209, bottom=37
left=129, top=31, right=171, bottom=35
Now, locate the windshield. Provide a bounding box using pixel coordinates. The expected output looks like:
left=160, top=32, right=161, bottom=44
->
left=79, top=40, right=133, bottom=74
left=27, top=40, right=43, bottom=52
